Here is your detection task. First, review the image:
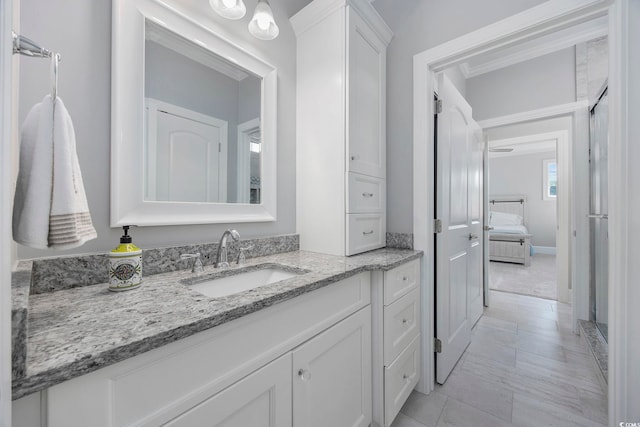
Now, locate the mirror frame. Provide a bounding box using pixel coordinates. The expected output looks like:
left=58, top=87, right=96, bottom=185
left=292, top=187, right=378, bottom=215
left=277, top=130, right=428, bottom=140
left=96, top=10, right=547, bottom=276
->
left=111, top=0, right=277, bottom=226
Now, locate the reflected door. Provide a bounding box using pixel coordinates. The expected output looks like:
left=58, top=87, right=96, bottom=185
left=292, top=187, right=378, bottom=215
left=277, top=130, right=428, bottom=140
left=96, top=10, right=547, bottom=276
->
left=589, top=88, right=609, bottom=342
left=146, top=101, right=228, bottom=203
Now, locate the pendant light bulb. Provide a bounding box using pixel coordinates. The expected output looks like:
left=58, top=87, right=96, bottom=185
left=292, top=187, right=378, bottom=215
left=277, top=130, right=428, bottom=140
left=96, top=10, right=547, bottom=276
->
left=210, top=0, right=246, bottom=20
left=248, top=0, right=279, bottom=40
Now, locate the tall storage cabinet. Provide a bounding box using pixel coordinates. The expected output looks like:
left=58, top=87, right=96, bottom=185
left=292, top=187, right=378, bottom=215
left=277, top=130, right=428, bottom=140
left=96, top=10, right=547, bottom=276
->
left=292, top=0, right=392, bottom=256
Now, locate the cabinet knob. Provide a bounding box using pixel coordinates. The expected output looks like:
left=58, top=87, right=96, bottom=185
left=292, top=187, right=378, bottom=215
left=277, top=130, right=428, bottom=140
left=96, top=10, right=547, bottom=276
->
left=298, top=369, right=311, bottom=381
left=402, top=318, right=408, bottom=325
left=351, top=154, right=359, bottom=161
left=402, top=276, right=408, bottom=281
left=362, top=192, right=374, bottom=198
left=402, top=374, right=409, bottom=381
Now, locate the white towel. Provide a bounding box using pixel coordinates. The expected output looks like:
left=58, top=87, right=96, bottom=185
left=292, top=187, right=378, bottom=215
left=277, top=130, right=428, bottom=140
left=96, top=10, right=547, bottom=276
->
left=13, top=95, right=97, bottom=249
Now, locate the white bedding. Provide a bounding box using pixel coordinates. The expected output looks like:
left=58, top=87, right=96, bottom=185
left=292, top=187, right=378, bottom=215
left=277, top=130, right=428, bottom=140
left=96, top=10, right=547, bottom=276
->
left=490, top=224, right=529, bottom=235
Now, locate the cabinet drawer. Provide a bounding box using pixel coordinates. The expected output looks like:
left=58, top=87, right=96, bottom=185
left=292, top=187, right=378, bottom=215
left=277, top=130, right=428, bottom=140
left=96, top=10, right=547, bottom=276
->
left=384, top=335, right=420, bottom=427
left=383, top=259, right=419, bottom=305
left=384, top=288, right=420, bottom=365
left=347, top=173, right=385, bottom=213
left=346, top=214, right=385, bottom=256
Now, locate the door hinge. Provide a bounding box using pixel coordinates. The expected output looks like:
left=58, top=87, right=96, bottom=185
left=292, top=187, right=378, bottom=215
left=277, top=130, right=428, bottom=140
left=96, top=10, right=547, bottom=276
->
left=434, top=338, right=442, bottom=353
left=434, top=99, right=443, bottom=114
left=434, top=219, right=442, bottom=233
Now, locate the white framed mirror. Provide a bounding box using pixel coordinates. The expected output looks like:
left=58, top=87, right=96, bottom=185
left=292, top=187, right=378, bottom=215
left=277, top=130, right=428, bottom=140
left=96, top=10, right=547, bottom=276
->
left=111, top=0, right=277, bottom=226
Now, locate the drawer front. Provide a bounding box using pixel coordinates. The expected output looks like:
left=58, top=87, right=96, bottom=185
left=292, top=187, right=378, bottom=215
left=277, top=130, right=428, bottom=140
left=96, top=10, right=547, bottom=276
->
left=383, top=259, right=419, bottom=305
left=384, top=335, right=420, bottom=427
left=383, top=288, right=420, bottom=365
left=346, top=214, right=385, bottom=256
left=347, top=173, right=385, bottom=213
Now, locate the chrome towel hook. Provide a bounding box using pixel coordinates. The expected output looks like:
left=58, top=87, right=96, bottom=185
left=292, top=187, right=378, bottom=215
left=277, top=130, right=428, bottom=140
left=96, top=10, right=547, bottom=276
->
left=50, top=52, right=61, bottom=99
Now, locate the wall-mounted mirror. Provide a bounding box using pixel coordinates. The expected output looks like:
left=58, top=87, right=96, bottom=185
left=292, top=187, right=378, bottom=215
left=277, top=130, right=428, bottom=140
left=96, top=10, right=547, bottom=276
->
left=111, top=0, right=277, bottom=226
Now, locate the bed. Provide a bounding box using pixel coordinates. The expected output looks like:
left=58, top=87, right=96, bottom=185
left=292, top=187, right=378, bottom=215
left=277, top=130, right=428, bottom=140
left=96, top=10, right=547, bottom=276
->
left=488, top=196, right=533, bottom=266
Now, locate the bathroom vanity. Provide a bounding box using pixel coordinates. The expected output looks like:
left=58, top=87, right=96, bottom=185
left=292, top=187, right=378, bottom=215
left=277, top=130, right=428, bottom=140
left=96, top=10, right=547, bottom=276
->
left=12, top=248, right=421, bottom=427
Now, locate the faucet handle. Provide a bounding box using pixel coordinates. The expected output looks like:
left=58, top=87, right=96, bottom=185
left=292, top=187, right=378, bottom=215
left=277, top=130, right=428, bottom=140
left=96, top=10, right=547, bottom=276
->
left=180, top=253, right=204, bottom=273
left=236, top=246, right=253, bottom=265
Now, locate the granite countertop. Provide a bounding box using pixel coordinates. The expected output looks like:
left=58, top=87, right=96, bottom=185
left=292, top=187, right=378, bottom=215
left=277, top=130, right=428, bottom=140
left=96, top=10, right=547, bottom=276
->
left=12, top=248, right=422, bottom=399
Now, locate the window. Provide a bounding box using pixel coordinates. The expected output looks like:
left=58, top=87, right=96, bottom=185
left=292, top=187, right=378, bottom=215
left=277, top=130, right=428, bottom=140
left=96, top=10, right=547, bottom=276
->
left=543, top=159, right=557, bottom=200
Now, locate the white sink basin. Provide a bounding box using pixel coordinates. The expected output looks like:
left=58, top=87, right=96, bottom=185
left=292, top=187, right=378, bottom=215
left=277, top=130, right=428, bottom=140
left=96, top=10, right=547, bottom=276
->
left=186, top=266, right=302, bottom=298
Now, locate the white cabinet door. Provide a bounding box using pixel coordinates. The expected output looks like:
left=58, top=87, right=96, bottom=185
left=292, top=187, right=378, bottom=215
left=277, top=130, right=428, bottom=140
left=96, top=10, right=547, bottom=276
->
left=347, top=9, right=386, bottom=179
left=293, top=306, right=372, bottom=427
left=164, top=354, right=292, bottom=427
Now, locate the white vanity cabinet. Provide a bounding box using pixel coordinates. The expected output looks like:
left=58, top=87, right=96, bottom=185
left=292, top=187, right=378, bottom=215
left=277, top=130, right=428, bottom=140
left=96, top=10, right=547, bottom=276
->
left=13, top=273, right=372, bottom=427
left=372, top=259, right=421, bottom=427
left=164, top=353, right=292, bottom=427
left=292, top=0, right=392, bottom=256
left=293, top=306, right=372, bottom=427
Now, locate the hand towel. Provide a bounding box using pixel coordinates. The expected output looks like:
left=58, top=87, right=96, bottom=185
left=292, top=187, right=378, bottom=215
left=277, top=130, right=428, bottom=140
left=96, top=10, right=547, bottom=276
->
left=13, top=95, right=97, bottom=249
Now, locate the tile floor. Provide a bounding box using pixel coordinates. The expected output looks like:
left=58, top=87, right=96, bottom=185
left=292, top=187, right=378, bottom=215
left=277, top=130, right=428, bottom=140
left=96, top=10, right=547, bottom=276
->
left=391, top=290, right=608, bottom=427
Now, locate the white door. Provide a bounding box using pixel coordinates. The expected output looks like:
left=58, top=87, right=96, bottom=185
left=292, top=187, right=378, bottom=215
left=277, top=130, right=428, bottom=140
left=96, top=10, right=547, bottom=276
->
left=292, top=307, right=372, bottom=427
left=146, top=100, right=228, bottom=203
left=467, top=122, right=484, bottom=326
left=435, top=74, right=483, bottom=384
left=163, top=354, right=292, bottom=427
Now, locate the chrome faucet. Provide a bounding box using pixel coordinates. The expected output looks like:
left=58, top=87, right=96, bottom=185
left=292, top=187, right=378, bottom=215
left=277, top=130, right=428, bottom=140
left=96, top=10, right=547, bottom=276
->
left=215, top=229, right=240, bottom=268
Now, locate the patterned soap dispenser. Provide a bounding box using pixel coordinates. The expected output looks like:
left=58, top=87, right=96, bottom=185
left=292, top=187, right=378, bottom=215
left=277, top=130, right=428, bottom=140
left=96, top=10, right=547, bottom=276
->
left=108, top=226, right=142, bottom=291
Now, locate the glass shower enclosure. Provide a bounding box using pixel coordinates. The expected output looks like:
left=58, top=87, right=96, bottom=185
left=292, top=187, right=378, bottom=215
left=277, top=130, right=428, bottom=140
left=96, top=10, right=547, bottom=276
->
left=589, top=86, right=609, bottom=342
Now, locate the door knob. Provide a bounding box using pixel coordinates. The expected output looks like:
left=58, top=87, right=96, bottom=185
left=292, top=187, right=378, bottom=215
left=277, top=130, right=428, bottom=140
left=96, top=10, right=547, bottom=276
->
left=298, top=369, right=311, bottom=381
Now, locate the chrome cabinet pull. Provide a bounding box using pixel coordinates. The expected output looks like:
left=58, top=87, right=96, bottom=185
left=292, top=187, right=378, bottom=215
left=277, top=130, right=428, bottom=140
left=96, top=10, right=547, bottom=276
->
left=362, top=230, right=374, bottom=235
left=362, top=192, right=374, bottom=198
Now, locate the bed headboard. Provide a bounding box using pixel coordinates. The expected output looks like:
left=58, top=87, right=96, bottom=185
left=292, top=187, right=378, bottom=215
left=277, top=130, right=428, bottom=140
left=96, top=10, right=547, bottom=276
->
left=489, top=195, right=528, bottom=227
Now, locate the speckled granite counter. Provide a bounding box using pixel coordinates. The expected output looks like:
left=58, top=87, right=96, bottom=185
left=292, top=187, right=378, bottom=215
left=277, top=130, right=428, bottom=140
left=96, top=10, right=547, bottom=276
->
left=12, top=248, right=421, bottom=399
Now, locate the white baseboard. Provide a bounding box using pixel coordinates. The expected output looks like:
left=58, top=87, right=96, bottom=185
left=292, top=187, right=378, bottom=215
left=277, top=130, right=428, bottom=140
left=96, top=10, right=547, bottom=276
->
left=533, top=246, right=557, bottom=255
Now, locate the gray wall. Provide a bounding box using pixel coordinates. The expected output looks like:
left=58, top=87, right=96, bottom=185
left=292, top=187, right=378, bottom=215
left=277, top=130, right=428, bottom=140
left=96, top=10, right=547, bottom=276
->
left=489, top=151, right=557, bottom=247
left=466, top=48, right=577, bottom=121
left=372, top=0, right=547, bottom=233
left=17, top=0, right=297, bottom=259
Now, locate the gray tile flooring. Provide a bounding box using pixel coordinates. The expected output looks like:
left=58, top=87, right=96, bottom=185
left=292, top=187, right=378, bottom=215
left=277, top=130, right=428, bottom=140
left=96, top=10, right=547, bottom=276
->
left=391, top=290, right=608, bottom=427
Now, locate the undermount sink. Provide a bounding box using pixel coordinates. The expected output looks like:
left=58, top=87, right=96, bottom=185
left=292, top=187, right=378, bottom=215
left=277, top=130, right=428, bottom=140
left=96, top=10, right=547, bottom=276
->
left=183, top=265, right=305, bottom=298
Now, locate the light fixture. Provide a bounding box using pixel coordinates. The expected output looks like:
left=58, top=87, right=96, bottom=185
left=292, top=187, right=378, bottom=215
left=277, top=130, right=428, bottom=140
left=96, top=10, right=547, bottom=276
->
left=248, top=0, right=279, bottom=40
left=210, top=0, right=246, bottom=20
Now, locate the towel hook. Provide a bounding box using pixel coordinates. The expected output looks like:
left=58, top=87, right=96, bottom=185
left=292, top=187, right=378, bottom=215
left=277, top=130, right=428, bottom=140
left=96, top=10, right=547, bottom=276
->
left=50, top=52, right=60, bottom=99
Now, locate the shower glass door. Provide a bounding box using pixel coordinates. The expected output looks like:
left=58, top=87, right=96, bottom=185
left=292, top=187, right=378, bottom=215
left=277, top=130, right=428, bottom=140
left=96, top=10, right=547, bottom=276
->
left=589, top=87, right=608, bottom=342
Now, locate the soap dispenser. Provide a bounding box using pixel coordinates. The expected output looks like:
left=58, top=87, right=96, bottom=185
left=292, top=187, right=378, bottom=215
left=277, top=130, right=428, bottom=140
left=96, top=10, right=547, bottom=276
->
left=108, top=226, right=142, bottom=291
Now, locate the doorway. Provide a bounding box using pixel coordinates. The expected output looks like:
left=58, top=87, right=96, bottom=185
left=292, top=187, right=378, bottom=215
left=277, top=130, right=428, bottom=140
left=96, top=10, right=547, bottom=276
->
left=413, top=1, right=608, bottom=394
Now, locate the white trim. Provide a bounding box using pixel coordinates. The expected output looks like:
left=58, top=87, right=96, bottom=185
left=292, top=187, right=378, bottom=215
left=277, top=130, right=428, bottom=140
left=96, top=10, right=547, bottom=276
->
left=478, top=101, right=589, bottom=129
left=607, top=0, right=629, bottom=423
left=533, top=246, right=557, bottom=255
left=1, top=0, right=13, bottom=422
left=412, top=0, right=610, bottom=394
left=461, top=16, right=608, bottom=78
left=236, top=118, right=260, bottom=203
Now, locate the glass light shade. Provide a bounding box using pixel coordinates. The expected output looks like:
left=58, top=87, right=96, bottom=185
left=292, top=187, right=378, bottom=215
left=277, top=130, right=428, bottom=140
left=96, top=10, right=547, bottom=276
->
left=248, top=0, right=279, bottom=40
left=209, top=0, right=246, bottom=20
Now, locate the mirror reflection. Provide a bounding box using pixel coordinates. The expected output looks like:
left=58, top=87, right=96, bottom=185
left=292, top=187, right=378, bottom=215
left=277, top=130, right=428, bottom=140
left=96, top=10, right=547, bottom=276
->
left=144, top=20, right=262, bottom=204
